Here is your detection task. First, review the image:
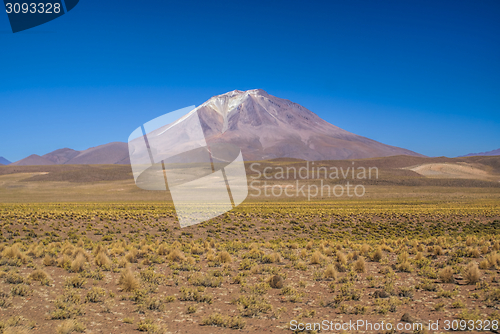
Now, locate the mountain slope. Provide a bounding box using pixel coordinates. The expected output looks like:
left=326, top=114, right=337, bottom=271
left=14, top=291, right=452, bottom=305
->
left=0, top=157, right=11, bottom=165
left=194, top=89, right=422, bottom=160
left=42, top=148, right=80, bottom=164
left=10, top=154, right=55, bottom=166
left=64, top=142, right=129, bottom=165
left=461, top=148, right=500, bottom=157
left=11, top=143, right=130, bottom=166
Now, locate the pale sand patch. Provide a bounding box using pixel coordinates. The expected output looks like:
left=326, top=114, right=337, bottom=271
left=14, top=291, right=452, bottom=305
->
left=406, top=163, right=492, bottom=180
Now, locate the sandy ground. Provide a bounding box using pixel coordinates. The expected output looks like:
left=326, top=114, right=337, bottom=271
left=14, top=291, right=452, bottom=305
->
left=407, top=163, right=495, bottom=180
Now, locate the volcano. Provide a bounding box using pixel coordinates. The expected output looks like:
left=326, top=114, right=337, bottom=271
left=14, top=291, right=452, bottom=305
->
left=194, top=89, right=422, bottom=161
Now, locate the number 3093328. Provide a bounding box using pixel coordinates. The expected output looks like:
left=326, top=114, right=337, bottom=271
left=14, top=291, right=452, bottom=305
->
left=5, top=3, right=61, bottom=14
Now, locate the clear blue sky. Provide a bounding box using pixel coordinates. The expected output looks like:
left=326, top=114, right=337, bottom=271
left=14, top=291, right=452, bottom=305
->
left=1, top=0, right=499, bottom=162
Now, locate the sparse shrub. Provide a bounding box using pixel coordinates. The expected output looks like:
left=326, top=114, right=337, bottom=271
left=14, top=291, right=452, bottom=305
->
left=354, top=257, right=365, bottom=273
left=479, top=259, right=490, bottom=270
left=28, top=269, right=49, bottom=282
left=65, top=276, right=86, bottom=289
left=157, top=243, right=168, bottom=256
left=57, top=255, right=72, bottom=270
left=310, top=251, right=324, bottom=265
left=464, top=262, right=481, bottom=284
left=434, top=302, right=445, bottom=311
left=438, top=266, right=455, bottom=283
left=361, top=243, right=370, bottom=255
left=433, top=246, right=444, bottom=256
left=216, top=251, right=232, bottom=263
left=202, top=313, right=246, bottom=329
left=125, top=248, right=138, bottom=263
left=137, top=319, right=163, bottom=333
left=452, top=300, right=466, bottom=308
left=281, top=286, right=304, bottom=303
left=397, top=261, right=413, bottom=273
left=167, top=249, right=186, bottom=263
left=71, top=254, right=86, bottom=273
left=119, top=269, right=140, bottom=292
left=419, top=279, right=437, bottom=291
left=323, top=264, right=337, bottom=280
left=4, top=272, right=24, bottom=284
left=138, top=297, right=165, bottom=312
left=56, top=320, right=86, bottom=334
left=233, top=294, right=272, bottom=317
left=371, top=247, right=383, bottom=262
left=0, top=291, right=13, bottom=308
left=487, top=252, right=500, bottom=268
left=43, top=254, right=56, bottom=266
left=165, top=295, right=176, bottom=303
left=11, top=284, right=30, bottom=296
left=179, top=287, right=213, bottom=304
left=85, top=287, right=106, bottom=303
left=262, top=252, right=281, bottom=263
left=94, top=252, right=111, bottom=269
left=470, top=248, right=481, bottom=258
left=140, top=269, right=164, bottom=285
left=189, top=272, right=222, bottom=288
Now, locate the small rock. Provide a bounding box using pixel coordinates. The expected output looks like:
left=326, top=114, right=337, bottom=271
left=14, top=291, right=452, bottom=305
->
left=401, top=313, right=417, bottom=323
left=372, top=290, right=389, bottom=298
left=269, top=275, right=283, bottom=289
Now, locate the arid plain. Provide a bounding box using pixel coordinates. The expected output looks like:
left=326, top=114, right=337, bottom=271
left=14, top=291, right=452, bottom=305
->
left=0, top=155, right=499, bottom=333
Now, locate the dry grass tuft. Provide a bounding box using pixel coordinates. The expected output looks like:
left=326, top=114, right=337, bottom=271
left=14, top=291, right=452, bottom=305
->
left=438, top=266, right=455, bottom=283
left=119, top=269, right=140, bottom=292
left=216, top=251, right=232, bottom=264
left=56, top=319, right=86, bottom=334
left=3, top=327, right=31, bottom=334
left=354, top=257, right=366, bottom=273
left=323, top=264, right=337, bottom=279
left=28, top=269, right=49, bottom=282
left=94, top=252, right=111, bottom=269
left=71, top=254, right=86, bottom=273
left=371, top=247, right=383, bottom=262
left=42, top=254, right=56, bottom=266
left=167, top=249, right=186, bottom=263
left=201, top=313, right=246, bottom=329
left=310, top=251, right=324, bottom=265
left=464, top=262, right=481, bottom=285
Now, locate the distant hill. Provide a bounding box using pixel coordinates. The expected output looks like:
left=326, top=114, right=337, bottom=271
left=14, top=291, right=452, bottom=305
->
left=11, top=154, right=54, bottom=166
left=460, top=148, right=500, bottom=157
left=0, top=157, right=11, bottom=165
left=11, top=142, right=129, bottom=166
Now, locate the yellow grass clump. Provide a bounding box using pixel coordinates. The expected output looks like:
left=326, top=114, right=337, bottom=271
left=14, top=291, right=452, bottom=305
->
left=118, top=269, right=140, bottom=292
left=94, top=252, right=111, bottom=269
left=167, top=249, right=186, bottom=263
left=216, top=251, right=232, bottom=264
left=323, top=264, right=337, bottom=279
left=310, top=251, right=324, bottom=265
left=354, top=257, right=366, bottom=273
left=464, top=262, right=481, bottom=285
left=71, top=253, right=86, bottom=273
left=438, top=266, right=455, bottom=283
